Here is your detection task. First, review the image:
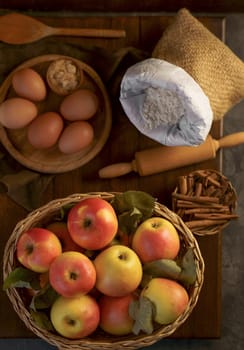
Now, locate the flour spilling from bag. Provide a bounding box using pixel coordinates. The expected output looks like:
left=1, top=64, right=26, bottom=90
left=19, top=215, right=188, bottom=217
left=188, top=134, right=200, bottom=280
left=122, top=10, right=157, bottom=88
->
left=120, top=58, right=213, bottom=146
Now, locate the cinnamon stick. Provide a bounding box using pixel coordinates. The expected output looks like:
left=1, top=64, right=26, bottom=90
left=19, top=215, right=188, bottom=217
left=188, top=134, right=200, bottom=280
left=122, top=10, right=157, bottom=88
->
left=184, top=207, right=229, bottom=214
left=173, top=170, right=237, bottom=233
left=175, top=200, right=228, bottom=209
left=172, top=192, right=220, bottom=203
left=205, top=185, right=216, bottom=196
left=187, top=175, right=194, bottom=191
left=178, top=176, right=188, bottom=195
left=195, top=182, right=202, bottom=196
left=193, top=213, right=238, bottom=220
left=185, top=219, right=228, bottom=228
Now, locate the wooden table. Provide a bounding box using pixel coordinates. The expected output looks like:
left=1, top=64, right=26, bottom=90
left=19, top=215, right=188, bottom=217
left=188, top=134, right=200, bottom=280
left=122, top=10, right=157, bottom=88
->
left=1, top=0, right=244, bottom=13
left=0, top=12, right=224, bottom=342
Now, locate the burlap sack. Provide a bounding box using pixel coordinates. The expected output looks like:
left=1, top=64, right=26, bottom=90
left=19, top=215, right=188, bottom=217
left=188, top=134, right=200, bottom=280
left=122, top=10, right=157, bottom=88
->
left=152, top=8, right=244, bottom=121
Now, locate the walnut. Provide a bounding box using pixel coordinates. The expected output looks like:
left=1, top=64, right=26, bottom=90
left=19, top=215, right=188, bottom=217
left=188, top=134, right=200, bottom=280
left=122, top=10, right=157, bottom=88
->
left=46, top=58, right=83, bottom=95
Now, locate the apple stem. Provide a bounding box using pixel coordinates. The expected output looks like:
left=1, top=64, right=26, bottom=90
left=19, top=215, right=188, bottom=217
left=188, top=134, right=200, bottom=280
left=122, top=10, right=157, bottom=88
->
left=83, top=218, right=92, bottom=228
left=69, top=272, right=78, bottom=280
left=25, top=244, right=34, bottom=255
left=65, top=317, right=76, bottom=326
left=151, top=222, right=161, bottom=229
left=118, top=253, right=127, bottom=260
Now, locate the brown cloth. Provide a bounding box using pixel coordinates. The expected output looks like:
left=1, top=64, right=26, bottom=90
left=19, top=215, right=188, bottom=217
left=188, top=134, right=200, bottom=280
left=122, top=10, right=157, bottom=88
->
left=152, top=8, right=244, bottom=121
left=0, top=39, right=148, bottom=210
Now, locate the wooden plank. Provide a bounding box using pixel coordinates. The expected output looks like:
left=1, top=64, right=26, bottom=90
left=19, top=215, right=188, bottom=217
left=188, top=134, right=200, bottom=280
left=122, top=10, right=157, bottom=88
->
left=0, top=13, right=224, bottom=340
left=0, top=0, right=244, bottom=13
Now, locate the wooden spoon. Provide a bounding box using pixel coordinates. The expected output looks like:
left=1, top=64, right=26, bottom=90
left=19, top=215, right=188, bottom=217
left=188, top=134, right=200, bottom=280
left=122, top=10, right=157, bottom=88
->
left=0, top=12, right=126, bottom=44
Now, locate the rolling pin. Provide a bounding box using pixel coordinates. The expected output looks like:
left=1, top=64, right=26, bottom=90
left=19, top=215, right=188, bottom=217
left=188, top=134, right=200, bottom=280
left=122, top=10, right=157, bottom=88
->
left=99, top=132, right=244, bottom=178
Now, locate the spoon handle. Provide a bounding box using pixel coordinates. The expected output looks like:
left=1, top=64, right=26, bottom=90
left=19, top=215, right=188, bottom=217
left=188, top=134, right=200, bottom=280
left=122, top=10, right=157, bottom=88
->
left=50, top=27, right=126, bottom=39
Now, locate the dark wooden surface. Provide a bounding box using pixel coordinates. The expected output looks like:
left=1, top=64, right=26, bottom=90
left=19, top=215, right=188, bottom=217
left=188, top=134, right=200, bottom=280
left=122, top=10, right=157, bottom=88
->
left=0, top=0, right=244, bottom=13
left=0, top=13, right=224, bottom=339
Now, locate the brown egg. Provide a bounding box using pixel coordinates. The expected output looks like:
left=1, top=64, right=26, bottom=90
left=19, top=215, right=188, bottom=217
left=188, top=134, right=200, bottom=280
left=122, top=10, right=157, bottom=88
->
left=58, top=121, right=94, bottom=154
left=27, top=112, right=64, bottom=149
left=12, top=68, right=47, bottom=101
left=0, top=97, right=38, bottom=129
left=60, top=88, right=99, bottom=121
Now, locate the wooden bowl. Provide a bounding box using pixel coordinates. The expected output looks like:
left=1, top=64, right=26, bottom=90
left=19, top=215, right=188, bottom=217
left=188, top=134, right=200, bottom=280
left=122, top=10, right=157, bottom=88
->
left=46, top=57, right=84, bottom=96
left=0, top=54, right=112, bottom=173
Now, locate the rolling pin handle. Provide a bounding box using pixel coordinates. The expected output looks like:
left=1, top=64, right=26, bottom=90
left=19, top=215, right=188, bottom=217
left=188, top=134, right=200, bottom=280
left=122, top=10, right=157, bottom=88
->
left=217, top=132, right=244, bottom=149
left=98, top=161, right=137, bottom=178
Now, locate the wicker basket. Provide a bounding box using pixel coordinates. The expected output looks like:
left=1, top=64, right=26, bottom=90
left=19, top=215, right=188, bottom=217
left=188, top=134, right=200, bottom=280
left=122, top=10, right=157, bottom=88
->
left=3, top=192, right=204, bottom=350
left=172, top=169, right=238, bottom=236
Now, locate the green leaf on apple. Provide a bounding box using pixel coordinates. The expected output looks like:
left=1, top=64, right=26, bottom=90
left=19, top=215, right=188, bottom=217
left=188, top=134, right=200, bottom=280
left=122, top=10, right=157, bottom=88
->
left=142, top=248, right=197, bottom=286
left=178, top=248, right=197, bottom=285
left=30, top=309, right=55, bottom=331
left=111, top=191, right=155, bottom=234
left=129, top=295, right=155, bottom=335
left=59, top=203, right=75, bottom=220
left=30, top=283, right=59, bottom=311
left=116, top=207, right=142, bottom=234
left=143, top=259, right=182, bottom=280
left=3, top=267, right=40, bottom=291
left=112, top=191, right=155, bottom=217
left=140, top=273, right=154, bottom=288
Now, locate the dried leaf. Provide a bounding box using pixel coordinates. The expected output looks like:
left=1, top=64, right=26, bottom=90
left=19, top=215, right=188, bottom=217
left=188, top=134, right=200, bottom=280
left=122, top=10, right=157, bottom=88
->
left=112, top=191, right=155, bottom=216
left=143, top=259, right=182, bottom=280
left=30, top=283, right=59, bottom=311
left=30, top=309, right=55, bottom=331
left=140, top=273, right=153, bottom=288
left=117, top=208, right=142, bottom=234
left=142, top=251, right=197, bottom=286
left=111, top=191, right=155, bottom=234
left=129, top=295, right=155, bottom=335
left=3, top=267, right=40, bottom=291
left=60, top=203, right=75, bottom=220
left=178, top=248, right=197, bottom=285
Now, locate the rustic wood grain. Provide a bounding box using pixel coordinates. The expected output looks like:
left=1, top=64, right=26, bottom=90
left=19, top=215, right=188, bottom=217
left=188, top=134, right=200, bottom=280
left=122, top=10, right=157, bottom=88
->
left=0, top=13, right=224, bottom=339
left=0, top=0, right=244, bottom=13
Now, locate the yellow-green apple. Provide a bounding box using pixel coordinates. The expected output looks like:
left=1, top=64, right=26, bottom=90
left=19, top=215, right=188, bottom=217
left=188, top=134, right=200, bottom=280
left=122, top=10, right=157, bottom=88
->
left=49, top=251, right=96, bottom=297
left=46, top=221, right=83, bottom=252
left=16, top=227, right=62, bottom=273
left=142, top=278, right=189, bottom=324
left=99, top=293, right=135, bottom=335
left=132, top=217, right=180, bottom=263
left=50, top=293, right=100, bottom=339
left=67, top=197, right=118, bottom=250
left=93, top=245, right=143, bottom=297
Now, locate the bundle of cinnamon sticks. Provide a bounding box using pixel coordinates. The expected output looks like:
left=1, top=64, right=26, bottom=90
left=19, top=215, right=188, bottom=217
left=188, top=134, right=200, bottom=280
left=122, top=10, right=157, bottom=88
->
left=172, top=169, right=238, bottom=235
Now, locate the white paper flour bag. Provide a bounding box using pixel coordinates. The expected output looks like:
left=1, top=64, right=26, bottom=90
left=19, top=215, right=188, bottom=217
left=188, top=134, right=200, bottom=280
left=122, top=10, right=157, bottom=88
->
left=120, top=58, right=213, bottom=146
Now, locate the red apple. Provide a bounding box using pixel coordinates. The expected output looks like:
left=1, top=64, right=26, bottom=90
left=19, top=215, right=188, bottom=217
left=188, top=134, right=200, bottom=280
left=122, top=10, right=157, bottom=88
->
left=49, top=251, right=96, bottom=298
left=132, top=217, right=180, bottom=263
left=67, top=197, right=118, bottom=250
left=142, top=278, right=189, bottom=325
left=16, top=227, right=62, bottom=273
left=99, top=294, right=135, bottom=335
left=93, top=245, right=143, bottom=297
left=46, top=221, right=83, bottom=252
left=50, top=293, right=100, bottom=339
